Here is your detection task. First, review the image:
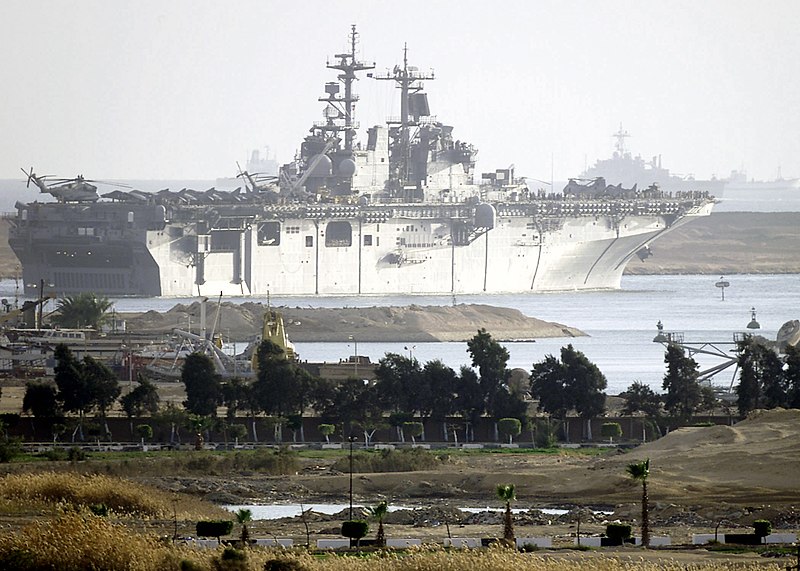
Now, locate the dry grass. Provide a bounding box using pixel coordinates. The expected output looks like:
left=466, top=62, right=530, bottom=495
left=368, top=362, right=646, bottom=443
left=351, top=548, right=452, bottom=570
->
left=0, top=471, right=220, bottom=519
left=0, top=512, right=186, bottom=570
left=0, top=514, right=786, bottom=571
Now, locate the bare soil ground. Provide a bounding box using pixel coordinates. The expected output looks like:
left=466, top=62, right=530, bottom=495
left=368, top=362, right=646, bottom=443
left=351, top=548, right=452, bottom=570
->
left=0, top=409, right=797, bottom=567
left=624, top=212, right=800, bottom=274
left=143, top=409, right=800, bottom=548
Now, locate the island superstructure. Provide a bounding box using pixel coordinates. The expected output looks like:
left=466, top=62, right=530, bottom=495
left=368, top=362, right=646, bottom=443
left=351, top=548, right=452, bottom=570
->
left=9, top=27, right=714, bottom=298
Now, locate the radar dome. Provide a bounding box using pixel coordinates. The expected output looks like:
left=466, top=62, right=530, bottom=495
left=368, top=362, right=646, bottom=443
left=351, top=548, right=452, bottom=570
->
left=308, top=155, right=333, bottom=177
left=475, top=203, right=497, bottom=229
left=338, top=158, right=357, bottom=177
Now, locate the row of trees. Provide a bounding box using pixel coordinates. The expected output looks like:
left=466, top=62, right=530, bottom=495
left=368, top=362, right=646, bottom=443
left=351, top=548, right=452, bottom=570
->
left=176, top=330, right=613, bottom=444
left=619, top=340, right=800, bottom=438
left=23, top=345, right=123, bottom=441
left=736, top=338, right=800, bottom=415
left=23, top=328, right=800, bottom=444
left=178, top=329, right=529, bottom=444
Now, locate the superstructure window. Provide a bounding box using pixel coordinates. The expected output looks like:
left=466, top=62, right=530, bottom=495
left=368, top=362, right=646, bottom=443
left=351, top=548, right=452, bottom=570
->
left=325, top=221, right=352, bottom=247
left=363, top=234, right=372, bottom=246
left=258, top=222, right=281, bottom=246
left=305, top=236, right=314, bottom=247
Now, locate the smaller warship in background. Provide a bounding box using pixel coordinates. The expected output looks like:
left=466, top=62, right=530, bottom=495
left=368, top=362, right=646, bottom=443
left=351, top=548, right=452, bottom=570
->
left=580, top=125, right=726, bottom=194
left=9, top=27, right=714, bottom=298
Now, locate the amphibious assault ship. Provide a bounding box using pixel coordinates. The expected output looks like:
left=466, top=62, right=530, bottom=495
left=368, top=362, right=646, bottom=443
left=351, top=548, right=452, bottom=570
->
left=9, top=27, right=714, bottom=298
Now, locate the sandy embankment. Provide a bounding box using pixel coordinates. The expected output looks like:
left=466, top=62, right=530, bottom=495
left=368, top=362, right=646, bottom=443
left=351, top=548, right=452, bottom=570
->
left=147, top=409, right=800, bottom=548
left=122, top=302, right=584, bottom=343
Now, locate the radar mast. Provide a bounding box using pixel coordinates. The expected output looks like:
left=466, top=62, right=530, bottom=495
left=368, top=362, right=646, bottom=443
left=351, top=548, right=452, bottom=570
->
left=324, top=24, right=375, bottom=152
left=374, top=44, right=435, bottom=187
left=613, top=123, right=630, bottom=157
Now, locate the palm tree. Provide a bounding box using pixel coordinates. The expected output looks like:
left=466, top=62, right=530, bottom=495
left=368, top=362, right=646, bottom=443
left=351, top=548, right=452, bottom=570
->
left=626, top=458, right=650, bottom=547
left=52, top=293, right=113, bottom=329
left=235, top=508, right=252, bottom=546
left=365, top=501, right=388, bottom=547
left=496, top=483, right=516, bottom=544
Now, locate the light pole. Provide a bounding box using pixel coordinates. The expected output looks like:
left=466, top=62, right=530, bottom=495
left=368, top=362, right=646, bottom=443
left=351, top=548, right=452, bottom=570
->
left=347, top=434, right=357, bottom=520
left=27, top=278, right=54, bottom=329
left=172, top=497, right=179, bottom=543
left=36, top=278, right=44, bottom=329
left=348, top=335, right=358, bottom=377
left=404, top=345, right=416, bottom=360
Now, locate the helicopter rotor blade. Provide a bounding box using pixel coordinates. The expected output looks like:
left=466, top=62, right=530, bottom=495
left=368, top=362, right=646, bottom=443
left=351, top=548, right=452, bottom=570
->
left=86, top=179, right=132, bottom=188
left=20, top=167, right=32, bottom=187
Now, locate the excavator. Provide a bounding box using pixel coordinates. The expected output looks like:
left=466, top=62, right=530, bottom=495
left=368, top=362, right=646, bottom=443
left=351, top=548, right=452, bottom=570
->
left=250, top=303, right=298, bottom=373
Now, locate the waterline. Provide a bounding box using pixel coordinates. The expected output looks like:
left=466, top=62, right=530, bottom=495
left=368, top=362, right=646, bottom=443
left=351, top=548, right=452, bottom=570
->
left=223, top=503, right=575, bottom=520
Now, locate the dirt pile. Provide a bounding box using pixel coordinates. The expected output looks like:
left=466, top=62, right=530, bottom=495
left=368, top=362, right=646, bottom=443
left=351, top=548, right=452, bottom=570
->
left=122, top=302, right=585, bottom=342
left=551, top=408, right=800, bottom=506
left=243, top=409, right=800, bottom=510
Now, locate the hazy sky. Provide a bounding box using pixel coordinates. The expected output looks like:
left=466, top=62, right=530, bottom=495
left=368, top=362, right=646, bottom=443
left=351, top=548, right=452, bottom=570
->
left=2, top=0, right=799, bottom=183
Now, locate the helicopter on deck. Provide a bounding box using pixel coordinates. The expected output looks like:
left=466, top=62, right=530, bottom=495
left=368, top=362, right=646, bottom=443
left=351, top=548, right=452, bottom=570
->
left=20, top=167, right=128, bottom=203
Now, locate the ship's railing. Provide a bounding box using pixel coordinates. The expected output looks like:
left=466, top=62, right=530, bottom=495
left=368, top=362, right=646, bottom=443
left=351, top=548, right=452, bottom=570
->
left=312, top=119, right=359, bottom=130
left=155, top=194, right=711, bottom=224
left=385, top=115, right=438, bottom=125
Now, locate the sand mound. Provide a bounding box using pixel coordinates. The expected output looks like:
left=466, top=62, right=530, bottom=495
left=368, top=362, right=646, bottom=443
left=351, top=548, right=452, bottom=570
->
left=599, top=408, right=800, bottom=504
left=123, top=302, right=585, bottom=342
left=631, top=408, right=800, bottom=459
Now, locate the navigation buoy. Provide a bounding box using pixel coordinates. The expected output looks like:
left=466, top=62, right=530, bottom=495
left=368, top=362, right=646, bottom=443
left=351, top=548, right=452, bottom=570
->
left=746, top=307, right=760, bottom=329
left=653, top=319, right=668, bottom=342
left=715, top=276, right=730, bottom=301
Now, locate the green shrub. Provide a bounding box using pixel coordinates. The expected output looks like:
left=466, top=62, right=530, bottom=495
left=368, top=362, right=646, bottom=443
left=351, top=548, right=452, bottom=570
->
left=341, top=520, right=369, bottom=541
left=88, top=503, right=109, bottom=517
left=196, top=520, right=234, bottom=540
left=605, top=523, right=632, bottom=542
left=136, top=424, right=153, bottom=442
left=212, top=546, right=247, bottom=571
left=753, top=519, right=772, bottom=541
left=264, top=558, right=307, bottom=571
left=331, top=447, right=439, bottom=473
left=67, top=447, right=87, bottom=462
left=529, top=418, right=558, bottom=448
left=600, top=422, right=622, bottom=442
left=498, top=418, right=522, bottom=444
left=249, top=446, right=298, bottom=473
left=172, top=448, right=299, bottom=476
left=0, top=440, right=21, bottom=463
left=41, top=448, right=67, bottom=461
left=318, top=423, right=336, bottom=442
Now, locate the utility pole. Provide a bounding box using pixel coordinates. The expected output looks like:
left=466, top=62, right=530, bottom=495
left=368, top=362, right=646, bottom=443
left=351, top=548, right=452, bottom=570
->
left=348, top=434, right=357, bottom=520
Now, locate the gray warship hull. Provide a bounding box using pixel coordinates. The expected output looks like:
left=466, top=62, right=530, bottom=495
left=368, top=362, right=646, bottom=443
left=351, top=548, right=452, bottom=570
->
left=9, top=197, right=713, bottom=297
left=9, top=29, right=714, bottom=297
